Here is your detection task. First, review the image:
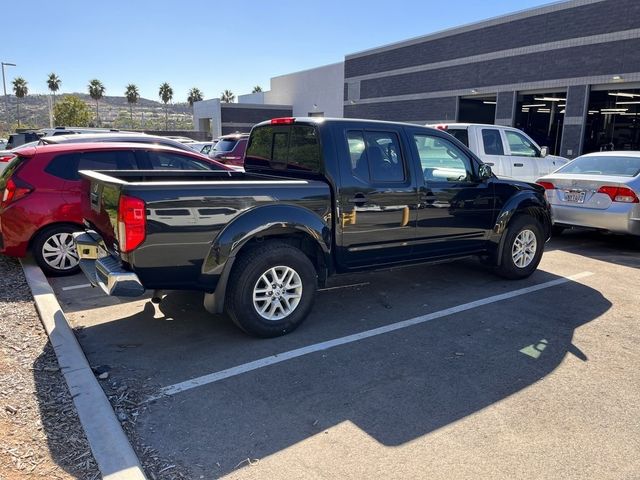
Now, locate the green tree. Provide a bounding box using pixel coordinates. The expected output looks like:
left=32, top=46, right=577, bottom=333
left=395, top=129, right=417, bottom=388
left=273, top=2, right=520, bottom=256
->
left=158, top=82, right=173, bottom=130
left=47, top=73, right=61, bottom=106
left=53, top=95, right=92, bottom=127
left=124, top=83, right=140, bottom=128
left=252, top=85, right=263, bottom=93
left=88, top=79, right=105, bottom=126
left=220, top=89, right=235, bottom=103
left=12, top=77, right=28, bottom=127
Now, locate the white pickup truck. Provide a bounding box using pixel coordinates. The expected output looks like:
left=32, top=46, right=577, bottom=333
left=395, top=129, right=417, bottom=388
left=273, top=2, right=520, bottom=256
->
left=427, top=123, right=569, bottom=183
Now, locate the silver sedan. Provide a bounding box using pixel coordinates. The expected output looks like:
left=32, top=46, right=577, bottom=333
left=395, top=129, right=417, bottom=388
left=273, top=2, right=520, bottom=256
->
left=536, top=151, right=640, bottom=236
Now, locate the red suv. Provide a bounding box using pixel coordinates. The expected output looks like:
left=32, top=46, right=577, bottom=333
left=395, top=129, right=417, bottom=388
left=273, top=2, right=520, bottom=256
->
left=0, top=142, right=229, bottom=276
left=209, top=133, right=249, bottom=166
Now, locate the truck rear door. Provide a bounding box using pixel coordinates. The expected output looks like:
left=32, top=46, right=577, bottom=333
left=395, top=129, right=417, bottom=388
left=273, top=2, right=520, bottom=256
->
left=335, top=124, right=418, bottom=268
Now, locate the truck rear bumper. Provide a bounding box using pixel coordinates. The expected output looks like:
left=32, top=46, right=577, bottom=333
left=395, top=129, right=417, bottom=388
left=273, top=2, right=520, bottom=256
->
left=73, top=231, right=145, bottom=297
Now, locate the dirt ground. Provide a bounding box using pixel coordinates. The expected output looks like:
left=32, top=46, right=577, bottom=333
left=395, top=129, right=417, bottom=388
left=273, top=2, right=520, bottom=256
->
left=0, top=256, right=99, bottom=480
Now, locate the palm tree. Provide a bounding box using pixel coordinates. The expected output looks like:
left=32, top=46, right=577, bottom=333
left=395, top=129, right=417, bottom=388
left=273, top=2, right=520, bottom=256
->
left=47, top=73, right=61, bottom=107
left=252, top=85, right=263, bottom=93
left=158, top=82, right=173, bottom=130
left=88, top=79, right=105, bottom=126
left=220, top=89, right=235, bottom=103
left=124, top=84, right=140, bottom=128
left=187, top=87, right=203, bottom=107
left=12, top=77, right=28, bottom=127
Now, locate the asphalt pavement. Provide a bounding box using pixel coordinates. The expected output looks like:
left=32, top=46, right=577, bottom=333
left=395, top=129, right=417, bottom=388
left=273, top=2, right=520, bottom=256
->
left=49, top=231, right=640, bottom=480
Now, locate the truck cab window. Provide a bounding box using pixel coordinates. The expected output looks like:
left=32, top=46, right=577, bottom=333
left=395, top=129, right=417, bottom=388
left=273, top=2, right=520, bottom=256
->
left=347, top=130, right=405, bottom=183
left=481, top=129, right=505, bottom=155
left=505, top=130, right=539, bottom=157
left=414, top=134, right=472, bottom=182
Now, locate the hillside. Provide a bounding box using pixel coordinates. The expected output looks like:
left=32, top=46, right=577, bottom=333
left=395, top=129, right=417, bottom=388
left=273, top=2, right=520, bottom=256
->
left=0, top=93, right=194, bottom=132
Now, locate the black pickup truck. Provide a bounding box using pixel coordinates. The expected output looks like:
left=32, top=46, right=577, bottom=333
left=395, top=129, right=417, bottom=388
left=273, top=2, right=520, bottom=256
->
left=75, top=117, right=551, bottom=337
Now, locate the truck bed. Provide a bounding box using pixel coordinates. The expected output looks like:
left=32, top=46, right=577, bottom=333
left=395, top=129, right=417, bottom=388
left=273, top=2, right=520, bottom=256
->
left=80, top=169, right=332, bottom=291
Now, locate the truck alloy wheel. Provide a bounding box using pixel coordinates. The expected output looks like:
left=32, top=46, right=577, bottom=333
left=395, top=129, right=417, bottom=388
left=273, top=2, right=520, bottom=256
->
left=511, top=229, right=537, bottom=268
left=253, top=266, right=303, bottom=320
left=226, top=241, right=317, bottom=337
left=496, top=215, right=543, bottom=279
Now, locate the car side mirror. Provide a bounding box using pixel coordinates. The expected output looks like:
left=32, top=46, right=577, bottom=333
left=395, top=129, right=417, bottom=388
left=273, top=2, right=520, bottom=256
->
left=540, top=146, right=549, bottom=157
left=478, top=163, right=493, bottom=180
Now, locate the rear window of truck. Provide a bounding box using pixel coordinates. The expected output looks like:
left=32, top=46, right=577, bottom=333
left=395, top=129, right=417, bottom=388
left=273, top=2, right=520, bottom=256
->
left=245, top=125, right=321, bottom=173
left=446, top=128, right=469, bottom=147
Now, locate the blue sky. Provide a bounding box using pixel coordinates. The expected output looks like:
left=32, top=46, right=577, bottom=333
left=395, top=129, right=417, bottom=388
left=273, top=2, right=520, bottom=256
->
left=3, top=0, right=552, bottom=103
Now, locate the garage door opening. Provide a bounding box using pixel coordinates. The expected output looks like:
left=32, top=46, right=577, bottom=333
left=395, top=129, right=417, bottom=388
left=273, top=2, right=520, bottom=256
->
left=515, top=91, right=565, bottom=156
left=583, top=88, right=640, bottom=153
left=458, top=96, right=496, bottom=124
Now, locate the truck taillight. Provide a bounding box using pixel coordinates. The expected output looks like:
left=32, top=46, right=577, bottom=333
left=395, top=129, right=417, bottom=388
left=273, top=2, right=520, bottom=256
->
left=1, top=177, right=33, bottom=208
left=597, top=186, right=639, bottom=203
left=118, top=195, right=146, bottom=253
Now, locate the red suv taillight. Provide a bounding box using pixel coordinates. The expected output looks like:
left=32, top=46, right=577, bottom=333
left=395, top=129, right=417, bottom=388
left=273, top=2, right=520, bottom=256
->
left=1, top=177, right=34, bottom=208
left=118, top=195, right=146, bottom=253
left=597, top=186, right=639, bottom=203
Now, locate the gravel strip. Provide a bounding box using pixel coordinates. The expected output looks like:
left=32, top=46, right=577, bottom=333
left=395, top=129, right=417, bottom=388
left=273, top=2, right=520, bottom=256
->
left=0, top=256, right=99, bottom=479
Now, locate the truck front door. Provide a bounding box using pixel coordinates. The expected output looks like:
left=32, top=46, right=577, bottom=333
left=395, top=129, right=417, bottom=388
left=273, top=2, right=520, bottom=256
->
left=411, top=131, right=497, bottom=256
left=336, top=128, right=418, bottom=269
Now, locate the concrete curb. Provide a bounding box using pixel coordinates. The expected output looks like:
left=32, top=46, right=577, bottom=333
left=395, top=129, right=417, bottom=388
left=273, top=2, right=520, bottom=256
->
left=21, top=257, right=147, bottom=480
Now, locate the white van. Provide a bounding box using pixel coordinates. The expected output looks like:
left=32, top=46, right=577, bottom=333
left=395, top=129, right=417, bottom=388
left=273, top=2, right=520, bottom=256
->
left=427, top=123, right=569, bottom=183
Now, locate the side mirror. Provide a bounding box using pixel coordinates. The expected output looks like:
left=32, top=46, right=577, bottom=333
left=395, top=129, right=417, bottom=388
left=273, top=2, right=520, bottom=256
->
left=478, top=163, right=493, bottom=180
left=540, top=146, right=549, bottom=157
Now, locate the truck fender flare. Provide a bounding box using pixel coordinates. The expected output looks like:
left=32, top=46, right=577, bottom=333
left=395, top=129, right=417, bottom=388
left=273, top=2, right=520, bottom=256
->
left=202, top=204, right=332, bottom=314
left=492, top=191, right=552, bottom=265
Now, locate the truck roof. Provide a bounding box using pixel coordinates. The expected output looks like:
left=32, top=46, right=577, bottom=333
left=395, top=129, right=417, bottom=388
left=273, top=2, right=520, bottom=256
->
left=254, top=117, right=437, bottom=130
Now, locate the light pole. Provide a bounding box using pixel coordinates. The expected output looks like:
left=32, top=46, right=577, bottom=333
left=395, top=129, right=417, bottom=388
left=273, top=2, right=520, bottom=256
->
left=2, top=62, right=17, bottom=125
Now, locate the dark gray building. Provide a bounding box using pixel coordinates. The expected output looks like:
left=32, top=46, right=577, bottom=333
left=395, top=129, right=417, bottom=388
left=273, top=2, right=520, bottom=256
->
left=344, top=0, right=640, bottom=157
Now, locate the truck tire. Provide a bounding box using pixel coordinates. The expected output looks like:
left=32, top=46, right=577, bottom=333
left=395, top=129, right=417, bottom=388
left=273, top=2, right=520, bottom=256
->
left=225, top=241, right=318, bottom=337
left=32, top=225, right=81, bottom=277
left=495, top=215, right=544, bottom=280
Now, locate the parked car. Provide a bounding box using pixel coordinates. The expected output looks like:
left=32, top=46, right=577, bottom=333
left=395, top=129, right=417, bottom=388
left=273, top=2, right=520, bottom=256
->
left=6, top=131, right=41, bottom=149
left=0, top=141, right=41, bottom=174
left=74, top=117, right=551, bottom=338
left=536, top=151, right=640, bottom=236
left=40, top=133, right=203, bottom=153
left=428, top=123, right=569, bottom=183
left=209, top=133, right=249, bottom=166
left=38, top=126, right=125, bottom=137
left=188, top=141, right=217, bottom=155
left=0, top=142, right=231, bottom=276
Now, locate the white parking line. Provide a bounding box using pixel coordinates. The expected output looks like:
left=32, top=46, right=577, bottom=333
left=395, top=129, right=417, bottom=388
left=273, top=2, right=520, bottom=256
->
left=61, top=283, right=93, bottom=291
left=146, top=271, right=594, bottom=402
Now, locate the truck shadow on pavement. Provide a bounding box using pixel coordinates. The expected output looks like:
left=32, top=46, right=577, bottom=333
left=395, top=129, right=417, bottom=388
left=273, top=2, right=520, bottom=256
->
left=61, top=260, right=613, bottom=478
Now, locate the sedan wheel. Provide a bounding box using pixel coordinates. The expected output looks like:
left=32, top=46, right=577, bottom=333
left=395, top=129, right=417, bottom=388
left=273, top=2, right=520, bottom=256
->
left=32, top=225, right=82, bottom=276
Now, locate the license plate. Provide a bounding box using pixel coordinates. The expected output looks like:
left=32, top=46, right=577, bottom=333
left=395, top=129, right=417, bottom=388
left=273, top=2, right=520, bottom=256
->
left=564, top=190, right=586, bottom=203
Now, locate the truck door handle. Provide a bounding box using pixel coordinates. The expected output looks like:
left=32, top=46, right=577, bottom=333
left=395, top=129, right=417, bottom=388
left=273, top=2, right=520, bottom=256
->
left=348, top=193, right=367, bottom=206
left=513, top=163, right=524, bottom=167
